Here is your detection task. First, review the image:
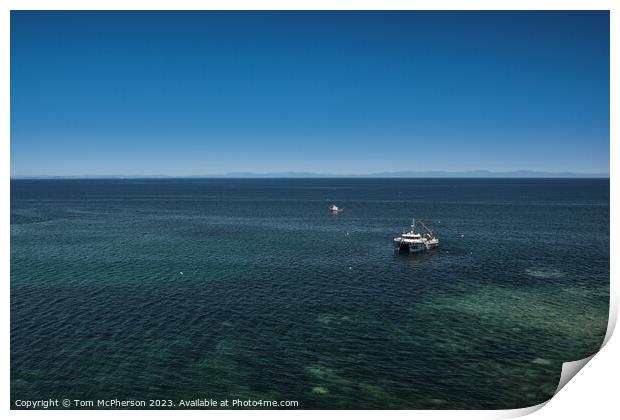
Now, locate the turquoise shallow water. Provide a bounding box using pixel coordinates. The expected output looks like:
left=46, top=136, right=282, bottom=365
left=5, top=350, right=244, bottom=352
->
left=11, top=178, right=609, bottom=409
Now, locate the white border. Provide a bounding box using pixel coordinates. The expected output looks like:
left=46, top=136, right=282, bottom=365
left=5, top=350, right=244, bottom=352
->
left=3, top=1, right=616, bottom=419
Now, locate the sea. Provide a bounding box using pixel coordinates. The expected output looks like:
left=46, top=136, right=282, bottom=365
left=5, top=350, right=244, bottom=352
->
left=10, top=178, right=610, bottom=409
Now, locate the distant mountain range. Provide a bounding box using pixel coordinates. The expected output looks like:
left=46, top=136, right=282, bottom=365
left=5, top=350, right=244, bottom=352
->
left=11, top=170, right=609, bottom=179
left=217, top=170, right=609, bottom=178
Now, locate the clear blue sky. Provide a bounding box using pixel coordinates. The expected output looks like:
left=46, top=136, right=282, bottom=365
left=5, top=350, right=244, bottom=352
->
left=11, top=11, right=609, bottom=176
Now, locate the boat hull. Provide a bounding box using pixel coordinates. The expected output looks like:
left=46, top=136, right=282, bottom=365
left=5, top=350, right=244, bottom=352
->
left=394, top=240, right=439, bottom=254
left=394, top=242, right=427, bottom=254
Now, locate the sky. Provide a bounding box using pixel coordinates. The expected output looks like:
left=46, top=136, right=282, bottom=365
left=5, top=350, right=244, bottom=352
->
left=10, top=11, right=610, bottom=176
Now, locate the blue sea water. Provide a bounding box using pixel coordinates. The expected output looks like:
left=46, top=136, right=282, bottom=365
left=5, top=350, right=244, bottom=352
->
left=10, top=178, right=609, bottom=409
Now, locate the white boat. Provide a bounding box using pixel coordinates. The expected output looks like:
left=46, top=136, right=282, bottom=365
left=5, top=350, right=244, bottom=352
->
left=329, top=204, right=344, bottom=213
left=393, top=218, right=439, bottom=254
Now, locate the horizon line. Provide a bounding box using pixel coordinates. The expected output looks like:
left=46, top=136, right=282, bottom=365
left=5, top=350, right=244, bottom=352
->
left=10, top=169, right=611, bottom=180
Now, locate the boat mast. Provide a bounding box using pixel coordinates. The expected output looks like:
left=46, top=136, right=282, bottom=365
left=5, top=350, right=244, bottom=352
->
left=416, top=220, right=434, bottom=238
